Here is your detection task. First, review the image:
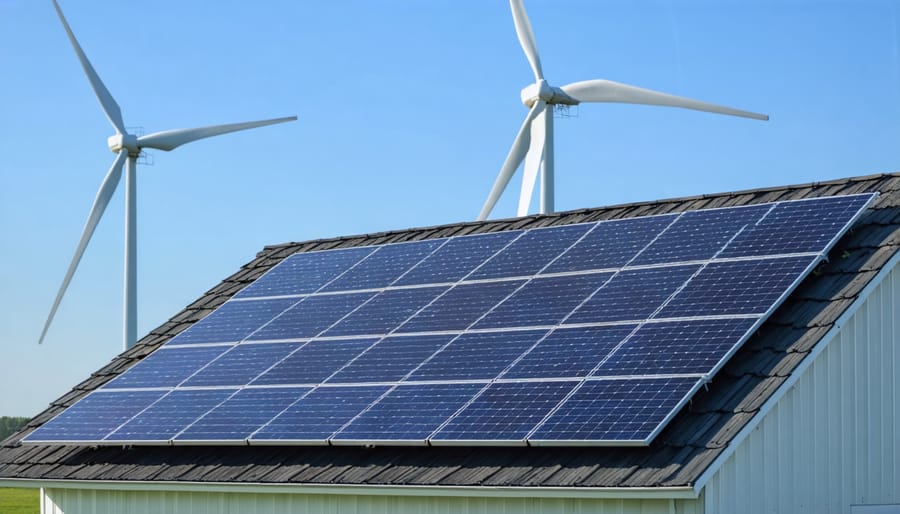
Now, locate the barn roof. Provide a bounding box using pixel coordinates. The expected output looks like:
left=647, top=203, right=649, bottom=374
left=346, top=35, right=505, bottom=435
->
left=2, top=172, right=899, bottom=489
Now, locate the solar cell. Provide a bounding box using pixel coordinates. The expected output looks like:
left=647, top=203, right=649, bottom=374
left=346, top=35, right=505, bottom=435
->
left=593, top=318, right=758, bottom=376
left=397, top=280, right=525, bottom=333
left=324, top=286, right=448, bottom=337
left=658, top=256, right=815, bottom=318
left=632, top=204, right=769, bottom=265
left=24, top=390, right=165, bottom=442
left=394, top=232, right=521, bottom=286
left=566, top=265, right=699, bottom=324
left=475, top=273, right=613, bottom=329
left=719, top=194, right=873, bottom=258
left=251, top=386, right=388, bottom=442
left=432, top=381, right=577, bottom=442
left=529, top=377, right=698, bottom=443
left=106, top=389, right=234, bottom=442
left=321, top=239, right=444, bottom=292
left=234, top=247, right=375, bottom=299
left=409, top=330, right=548, bottom=381
left=165, top=298, right=298, bottom=345
left=176, top=387, right=309, bottom=441
left=183, top=343, right=301, bottom=387
left=503, top=325, right=635, bottom=379
left=469, top=224, right=592, bottom=280
left=334, top=383, right=484, bottom=443
left=26, top=193, right=875, bottom=447
left=544, top=214, right=676, bottom=273
left=108, top=345, right=229, bottom=388
left=246, top=292, right=375, bottom=341
left=251, top=338, right=377, bottom=386
left=327, top=334, right=454, bottom=383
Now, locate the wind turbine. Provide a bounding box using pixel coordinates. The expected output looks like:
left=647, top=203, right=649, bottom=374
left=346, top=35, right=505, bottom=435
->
left=478, top=0, right=769, bottom=221
left=40, top=0, right=297, bottom=350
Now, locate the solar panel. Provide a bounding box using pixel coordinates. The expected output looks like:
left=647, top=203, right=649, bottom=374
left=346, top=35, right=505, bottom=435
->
left=24, top=193, right=876, bottom=447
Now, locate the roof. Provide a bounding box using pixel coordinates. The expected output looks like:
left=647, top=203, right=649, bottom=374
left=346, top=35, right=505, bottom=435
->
left=2, top=172, right=899, bottom=490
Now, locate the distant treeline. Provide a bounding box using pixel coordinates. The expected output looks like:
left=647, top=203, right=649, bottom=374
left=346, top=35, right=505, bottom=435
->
left=0, top=416, right=29, bottom=440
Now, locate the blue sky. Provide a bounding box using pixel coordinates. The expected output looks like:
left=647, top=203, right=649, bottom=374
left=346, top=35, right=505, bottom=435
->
left=0, top=0, right=898, bottom=416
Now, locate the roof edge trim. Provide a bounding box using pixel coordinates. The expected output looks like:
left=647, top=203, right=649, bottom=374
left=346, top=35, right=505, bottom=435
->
left=692, top=249, right=900, bottom=495
left=0, top=478, right=698, bottom=500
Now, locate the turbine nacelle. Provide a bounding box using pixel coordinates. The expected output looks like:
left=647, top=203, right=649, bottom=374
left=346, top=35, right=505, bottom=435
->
left=107, top=133, right=139, bottom=155
left=520, top=79, right=579, bottom=107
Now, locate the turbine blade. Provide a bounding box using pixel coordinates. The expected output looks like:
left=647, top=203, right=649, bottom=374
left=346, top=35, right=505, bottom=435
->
left=478, top=100, right=546, bottom=221
left=39, top=151, right=128, bottom=344
left=518, top=106, right=547, bottom=217
left=51, top=0, right=126, bottom=134
left=137, top=116, right=297, bottom=151
left=561, top=79, right=769, bottom=121
left=509, top=0, right=543, bottom=81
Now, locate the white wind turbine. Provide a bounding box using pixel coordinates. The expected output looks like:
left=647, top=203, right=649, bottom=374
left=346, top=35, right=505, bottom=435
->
left=40, top=0, right=297, bottom=350
left=478, top=0, right=769, bottom=221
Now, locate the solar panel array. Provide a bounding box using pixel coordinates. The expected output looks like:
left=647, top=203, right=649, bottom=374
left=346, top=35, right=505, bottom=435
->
left=25, top=193, right=875, bottom=446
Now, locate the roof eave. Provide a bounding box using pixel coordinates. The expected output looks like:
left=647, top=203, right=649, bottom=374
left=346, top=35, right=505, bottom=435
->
left=0, top=477, right=698, bottom=500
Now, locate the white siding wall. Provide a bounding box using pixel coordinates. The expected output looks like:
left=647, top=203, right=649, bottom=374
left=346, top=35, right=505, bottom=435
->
left=42, top=488, right=702, bottom=514
left=704, top=263, right=900, bottom=514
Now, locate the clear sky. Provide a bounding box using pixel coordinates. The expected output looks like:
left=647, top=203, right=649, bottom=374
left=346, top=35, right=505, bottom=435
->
left=0, top=0, right=898, bottom=416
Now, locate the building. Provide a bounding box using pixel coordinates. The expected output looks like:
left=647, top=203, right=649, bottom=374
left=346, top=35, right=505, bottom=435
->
left=1, top=172, right=898, bottom=514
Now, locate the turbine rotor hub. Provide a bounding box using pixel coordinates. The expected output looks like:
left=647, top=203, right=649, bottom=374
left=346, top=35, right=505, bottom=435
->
left=520, top=79, right=579, bottom=107
left=107, top=133, right=140, bottom=156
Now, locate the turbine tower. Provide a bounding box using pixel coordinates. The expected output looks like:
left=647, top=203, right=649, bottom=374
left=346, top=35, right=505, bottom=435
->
left=40, top=0, right=297, bottom=350
left=478, top=0, right=769, bottom=221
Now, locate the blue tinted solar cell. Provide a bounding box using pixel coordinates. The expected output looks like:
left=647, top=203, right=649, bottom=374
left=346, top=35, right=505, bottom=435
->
left=394, top=232, right=522, bottom=286
left=251, top=339, right=376, bottom=386
left=397, top=281, right=524, bottom=333
left=567, top=265, right=699, bottom=324
left=594, top=318, right=757, bottom=376
left=24, top=391, right=165, bottom=442
left=530, top=377, right=698, bottom=442
left=658, top=256, right=815, bottom=317
left=321, top=240, right=444, bottom=292
left=545, top=215, right=676, bottom=274
left=166, top=298, right=298, bottom=345
left=235, top=247, right=375, bottom=298
left=719, top=194, right=874, bottom=258
left=176, top=387, right=310, bottom=441
left=409, top=330, right=548, bottom=381
left=469, top=224, right=593, bottom=280
left=334, top=383, right=484, bottom=442
left=632, top=205, right=769, bottom=265
left=183, top=343, right=301, bottom=387
left=325, top=286, right=448, bottom=337
left=328, top=334, right=454, bottom=383
left=475, top=273, right=612, bottom=329
left=107, top=346, right=230, bottom=388
left=247, top=292, right=375, bottom=341
left=106, top=389, right=234, bottom=441
left=504, top=325, right=635, bottom=379
left=433, top=381, right=576, bottom=441
left=252, top=385, right=388, bottom=441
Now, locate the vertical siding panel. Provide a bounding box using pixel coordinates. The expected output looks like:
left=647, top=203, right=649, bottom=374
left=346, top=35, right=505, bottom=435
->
left=703, top=265, right=900, bottom=514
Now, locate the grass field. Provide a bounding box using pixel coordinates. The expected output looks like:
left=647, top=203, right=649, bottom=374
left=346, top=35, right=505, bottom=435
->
left=0, top=487, right=39, bottom=514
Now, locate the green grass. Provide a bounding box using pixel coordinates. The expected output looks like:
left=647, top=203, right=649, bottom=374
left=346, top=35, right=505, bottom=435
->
left=0, top=487, right=39, bottom=514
